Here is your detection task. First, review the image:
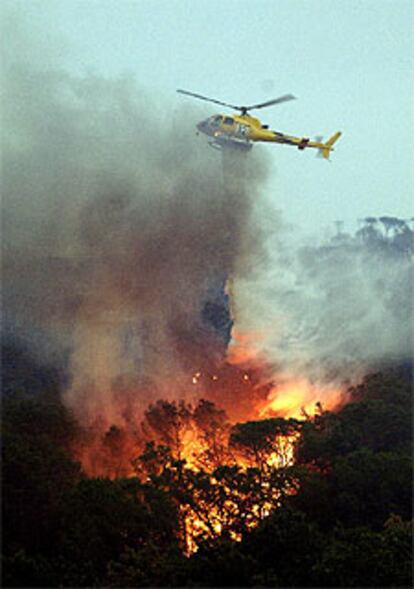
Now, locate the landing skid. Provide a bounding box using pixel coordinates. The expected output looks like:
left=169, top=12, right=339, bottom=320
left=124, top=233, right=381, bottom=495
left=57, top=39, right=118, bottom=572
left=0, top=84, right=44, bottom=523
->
left=209, top=136, right=253, bottom=152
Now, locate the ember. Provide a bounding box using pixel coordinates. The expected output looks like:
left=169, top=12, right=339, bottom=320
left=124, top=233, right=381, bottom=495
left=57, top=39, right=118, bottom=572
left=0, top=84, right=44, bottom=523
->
left=70, top=347, right=340, bottom=553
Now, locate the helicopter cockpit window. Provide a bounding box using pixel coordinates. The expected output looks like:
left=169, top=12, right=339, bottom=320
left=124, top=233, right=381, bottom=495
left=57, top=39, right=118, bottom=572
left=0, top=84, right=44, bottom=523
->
left=223, top=116, right=234, bottom=125
left=211, top=115, right=222, bottom=127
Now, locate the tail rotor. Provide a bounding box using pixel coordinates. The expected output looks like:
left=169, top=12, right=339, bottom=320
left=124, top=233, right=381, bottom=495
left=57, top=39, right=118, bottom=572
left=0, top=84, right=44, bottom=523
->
left=316, top=132, right=342, bottom=160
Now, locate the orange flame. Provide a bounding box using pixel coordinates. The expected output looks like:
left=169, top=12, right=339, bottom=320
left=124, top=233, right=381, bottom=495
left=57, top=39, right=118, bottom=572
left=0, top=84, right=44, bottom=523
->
left=259, top=377, right=343, bottom=419
left=70, top=329, right=346, bottom=553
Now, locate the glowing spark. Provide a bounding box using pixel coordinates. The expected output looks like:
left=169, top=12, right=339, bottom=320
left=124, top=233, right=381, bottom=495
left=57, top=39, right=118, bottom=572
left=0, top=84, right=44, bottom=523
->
left=192, top=371, right=202, bottom=384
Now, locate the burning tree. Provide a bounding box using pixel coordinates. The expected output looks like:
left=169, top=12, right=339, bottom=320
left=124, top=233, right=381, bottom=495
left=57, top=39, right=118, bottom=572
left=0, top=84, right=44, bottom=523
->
left=229, top=417, right=302, bottom=469
left=135, top=403, right=302, bottom=553
left=141, top=400, right=193, bottom=461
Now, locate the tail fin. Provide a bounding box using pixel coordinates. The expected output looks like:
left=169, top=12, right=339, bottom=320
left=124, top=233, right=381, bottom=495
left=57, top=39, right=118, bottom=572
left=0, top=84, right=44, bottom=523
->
left=321, top=131, right=342, bottom=159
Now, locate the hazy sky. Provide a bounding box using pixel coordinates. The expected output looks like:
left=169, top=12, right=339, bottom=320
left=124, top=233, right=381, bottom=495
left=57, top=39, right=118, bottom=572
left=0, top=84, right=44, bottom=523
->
left=4, top=0, right=413, bottom=236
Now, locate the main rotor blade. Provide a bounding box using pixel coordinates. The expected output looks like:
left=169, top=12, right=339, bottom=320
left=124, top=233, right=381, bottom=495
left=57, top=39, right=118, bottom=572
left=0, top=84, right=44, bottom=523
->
left=246, top=94, right=296, bottom=110
left=177, top=89, right=240, bottom=110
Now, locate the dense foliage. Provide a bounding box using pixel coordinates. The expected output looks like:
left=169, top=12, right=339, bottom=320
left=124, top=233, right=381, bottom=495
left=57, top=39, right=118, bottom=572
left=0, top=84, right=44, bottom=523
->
left=2, top=344, right=412, bottom=587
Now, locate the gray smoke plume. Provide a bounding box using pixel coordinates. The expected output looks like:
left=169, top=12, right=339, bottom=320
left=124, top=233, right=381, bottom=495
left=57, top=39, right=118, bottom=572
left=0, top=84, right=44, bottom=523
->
left=231, top=223, right=413, bottom=395
left=3, top=10, right=412, bottom=436
left=2, top=17, right=269, bottom=430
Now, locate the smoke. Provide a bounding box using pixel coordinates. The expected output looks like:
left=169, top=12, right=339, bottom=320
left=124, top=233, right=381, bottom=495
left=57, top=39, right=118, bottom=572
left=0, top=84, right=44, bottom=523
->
left=230, top=225, right=413, bottom=390
left=2, top=16, right=269, bottom=430
left=3, top=10, right=412, bottom=448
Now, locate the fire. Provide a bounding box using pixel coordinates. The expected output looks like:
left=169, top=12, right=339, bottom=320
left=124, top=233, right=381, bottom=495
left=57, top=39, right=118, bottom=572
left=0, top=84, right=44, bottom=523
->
left=140, top=399, right=303, bottom=555
left=70, top=334, right=345, bottom=555
left=178, top=429, right=300, bottom=554
left=260, top=378, right=344, bottom=419
left=265, top=434, right=300, bottom=468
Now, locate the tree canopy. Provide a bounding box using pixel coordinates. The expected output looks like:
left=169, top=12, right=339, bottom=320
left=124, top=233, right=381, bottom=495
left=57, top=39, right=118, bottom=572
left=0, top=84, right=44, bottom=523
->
left=2, top=349, right=412, bottom=587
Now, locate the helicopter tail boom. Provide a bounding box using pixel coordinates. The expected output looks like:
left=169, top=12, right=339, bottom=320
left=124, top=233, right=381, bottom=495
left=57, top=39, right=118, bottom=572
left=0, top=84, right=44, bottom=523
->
left=321, top=131, right=342, bottom=159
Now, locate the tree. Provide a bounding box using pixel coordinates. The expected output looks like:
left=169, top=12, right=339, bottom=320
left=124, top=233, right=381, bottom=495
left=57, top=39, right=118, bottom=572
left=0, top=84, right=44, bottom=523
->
left=379, top=216, right=407, bottom=237
left=192, top=399, right=230, bottom=469
left=141, top=400, right=192, bottom=460
left=100, top=425, right=134, bottom=478
left=229, top=417, right=301, bottom=469
left=2, top=392, right=82, bottom=586
left=54, top=477, right=155, bottom=586
left=296, top=369, right=412, bottom=467
left=330, top=448, right=412, bottom=529
left=313, top=519, right=413, bottom=587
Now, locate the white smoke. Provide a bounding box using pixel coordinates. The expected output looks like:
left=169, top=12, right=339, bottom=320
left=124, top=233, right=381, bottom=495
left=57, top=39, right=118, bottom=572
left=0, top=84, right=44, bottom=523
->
left=230, top=221, right=413, bottom=388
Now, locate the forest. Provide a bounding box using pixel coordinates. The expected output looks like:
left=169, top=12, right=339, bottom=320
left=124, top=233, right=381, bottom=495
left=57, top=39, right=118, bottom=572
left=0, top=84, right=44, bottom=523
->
left=3, top=221, right=414, bottom=587
left=2, top=341, right=412, bottom=587
left=3, top=3, right=413, bottom=583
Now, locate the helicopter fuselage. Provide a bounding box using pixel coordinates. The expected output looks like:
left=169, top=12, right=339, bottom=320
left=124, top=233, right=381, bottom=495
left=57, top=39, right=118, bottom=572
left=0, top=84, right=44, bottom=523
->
left=178, top=89, right=341, bottom=158
left=197, top=113, right=275, bottom=148
left=196, top=112, right=327, bottom=153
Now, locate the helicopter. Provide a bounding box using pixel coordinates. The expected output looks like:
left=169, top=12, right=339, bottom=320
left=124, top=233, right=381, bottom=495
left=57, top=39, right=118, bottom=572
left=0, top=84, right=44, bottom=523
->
left=177, top=89, right=341, bottom=159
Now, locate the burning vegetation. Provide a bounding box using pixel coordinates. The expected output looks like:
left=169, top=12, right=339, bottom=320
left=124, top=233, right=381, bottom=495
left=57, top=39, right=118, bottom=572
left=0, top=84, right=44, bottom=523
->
left=2, top=29, right=413, bottom=585
left=70, top=359, right=314, bottom=554
left=3, top=346, right=412, bottom=586
left=64, top=316, right=349, bottom=555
